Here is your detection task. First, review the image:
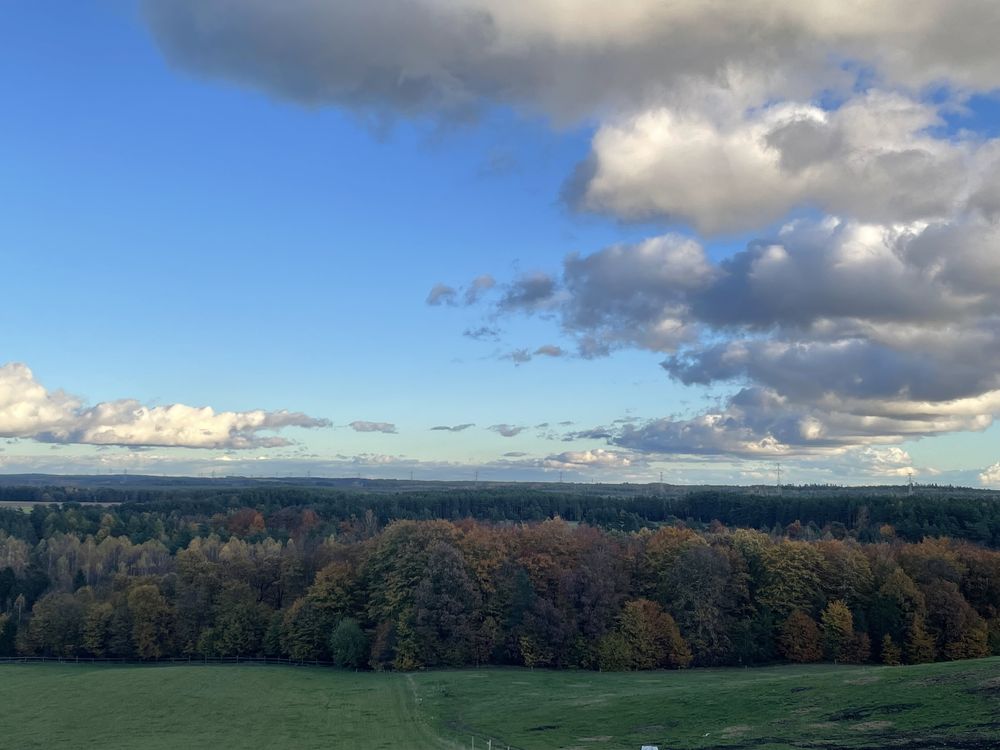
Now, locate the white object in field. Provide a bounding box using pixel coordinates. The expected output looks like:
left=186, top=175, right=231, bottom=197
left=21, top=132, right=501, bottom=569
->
left=641, top=746, right=659, bottom=750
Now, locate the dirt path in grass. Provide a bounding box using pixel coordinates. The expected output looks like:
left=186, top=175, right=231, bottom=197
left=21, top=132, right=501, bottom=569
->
left=402, top=674, right=465, bottom=750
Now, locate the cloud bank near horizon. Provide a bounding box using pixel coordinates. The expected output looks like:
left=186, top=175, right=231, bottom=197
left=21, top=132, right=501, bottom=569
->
left=0, top=363, right=329, bottom=450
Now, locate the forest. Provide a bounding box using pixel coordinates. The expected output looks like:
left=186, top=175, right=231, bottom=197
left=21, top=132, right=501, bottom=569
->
left=1, top=485, right=999, bottom=671
left=2, top=481, right=1000, bottom=546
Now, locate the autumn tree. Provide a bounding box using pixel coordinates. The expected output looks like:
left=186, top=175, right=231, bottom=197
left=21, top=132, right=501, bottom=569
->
left=821, top=600, right=854, bottom=662
left=329, top=618, right=369, bottom=669
left=881, top=634, right=902, bottom=665
left=868, top=566, right=924, bottom=645
left=779, top=610, right=822, bottom=663
left=905, top=615, right=937, bottom=664
left=598, top=599, right=691, bottom=671
left=25, top=592, right=84, bottom=658
left=411, top=541, right=482, bottom=668
left=844, top=632, right=871, bottom=663
left=661, top=544, right=746, bottom=665
left=82, top=602, right=114, bottom=656
left=128, top=584, right=173, bottom=660
left=213, top=581, right=268, bottom=657
left=364, top=520, right=463, bottom=666
left=280, top=597, right=330, bottom=661
left=0, top=613, right=16, bottom=656
left=816, top=540, right=873, bottom=612
left=758, top=542, right=824, bottom=617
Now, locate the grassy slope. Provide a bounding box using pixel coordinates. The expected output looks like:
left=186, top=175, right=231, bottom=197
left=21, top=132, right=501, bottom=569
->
left=0, top=664, right=452, bottom=750
left=415, top=659, right=1000, bottom=749
left=1, top=659, right=998, bottom=749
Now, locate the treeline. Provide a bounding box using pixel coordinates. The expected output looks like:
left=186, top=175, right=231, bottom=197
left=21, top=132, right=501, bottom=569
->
left=1, top=514, right=998, bottom=670
left=3, top=484, right=1000, bottom=547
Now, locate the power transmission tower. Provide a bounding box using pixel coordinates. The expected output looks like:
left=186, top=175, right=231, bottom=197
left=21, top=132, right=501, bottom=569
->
left=776, top=462, right=783, bottom=495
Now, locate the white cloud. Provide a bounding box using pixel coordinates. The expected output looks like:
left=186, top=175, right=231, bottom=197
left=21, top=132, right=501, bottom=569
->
left=854, top=447, right=917, bottom=477
left=0, top=363, right=328, bottom=450
left=574, top=93, right=987, bottom=233
left=543, top=448, right=641, bottom=469
left=980, top=462, right=1000, bottom=486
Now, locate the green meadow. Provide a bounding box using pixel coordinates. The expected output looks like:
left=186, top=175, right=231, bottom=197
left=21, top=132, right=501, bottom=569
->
left=1, top=658, right=997, bottom=749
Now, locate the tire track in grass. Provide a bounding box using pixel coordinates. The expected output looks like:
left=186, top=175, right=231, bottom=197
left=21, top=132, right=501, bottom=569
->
left=402, top=673, right=464, bottom=750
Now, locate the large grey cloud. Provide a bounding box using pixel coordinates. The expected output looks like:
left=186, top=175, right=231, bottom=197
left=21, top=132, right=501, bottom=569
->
left=143, top=3, right=1000, bottom=244
left=0, top=363, right=329, bottom=449
left=144, top=1, right=1000, bottom=123
left=463, top=216, right=1000, bottom=455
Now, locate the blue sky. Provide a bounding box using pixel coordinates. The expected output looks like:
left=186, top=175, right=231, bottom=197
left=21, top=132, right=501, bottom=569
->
left=2, top=2, right=1000, bottom=486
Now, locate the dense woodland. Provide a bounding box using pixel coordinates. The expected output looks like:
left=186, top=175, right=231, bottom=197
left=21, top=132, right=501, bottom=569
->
left=1, top=485, right=999, bottom=670
left=2, top=482, right=1000, bottom=546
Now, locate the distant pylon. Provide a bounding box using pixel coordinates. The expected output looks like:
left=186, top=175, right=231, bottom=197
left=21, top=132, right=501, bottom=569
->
left=908, top=472, right=914, bottom=495
left=776, top=462, right=783, bottom=495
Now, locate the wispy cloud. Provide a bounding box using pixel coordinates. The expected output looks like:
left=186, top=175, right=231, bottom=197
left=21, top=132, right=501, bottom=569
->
left=430, top=423, right=475, bottom=432
left=348, top=420, right=398, bottom=434
left=489, top=423, right=525, bottom=438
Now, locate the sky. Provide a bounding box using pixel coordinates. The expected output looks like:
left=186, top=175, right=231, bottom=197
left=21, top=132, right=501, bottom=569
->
left=2, top=0, right=1000, bottom=487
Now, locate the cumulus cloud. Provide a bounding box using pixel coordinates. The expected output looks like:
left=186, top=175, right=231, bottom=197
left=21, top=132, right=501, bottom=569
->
left=543, top=448, right=642, bottom=470
left=561, top=234, right=713, bottom=355
left=854, top=447, right=919, bottom=478
left=466, top=215, right=1000, bottom=458
left=489, top=423, right=525, bottom=437
left=349, top=420, right=398, bottom=434
left=572, top=93, right=992, bottom=233
left=980, top=462, right=1000, bottom=486
left=0, top=363, right=329, bottom=450
left=430, top=423, right=475, bottom=432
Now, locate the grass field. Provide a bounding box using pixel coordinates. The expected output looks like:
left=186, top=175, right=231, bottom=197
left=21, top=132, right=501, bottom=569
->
left=0, top=658, right=997, bottom=749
